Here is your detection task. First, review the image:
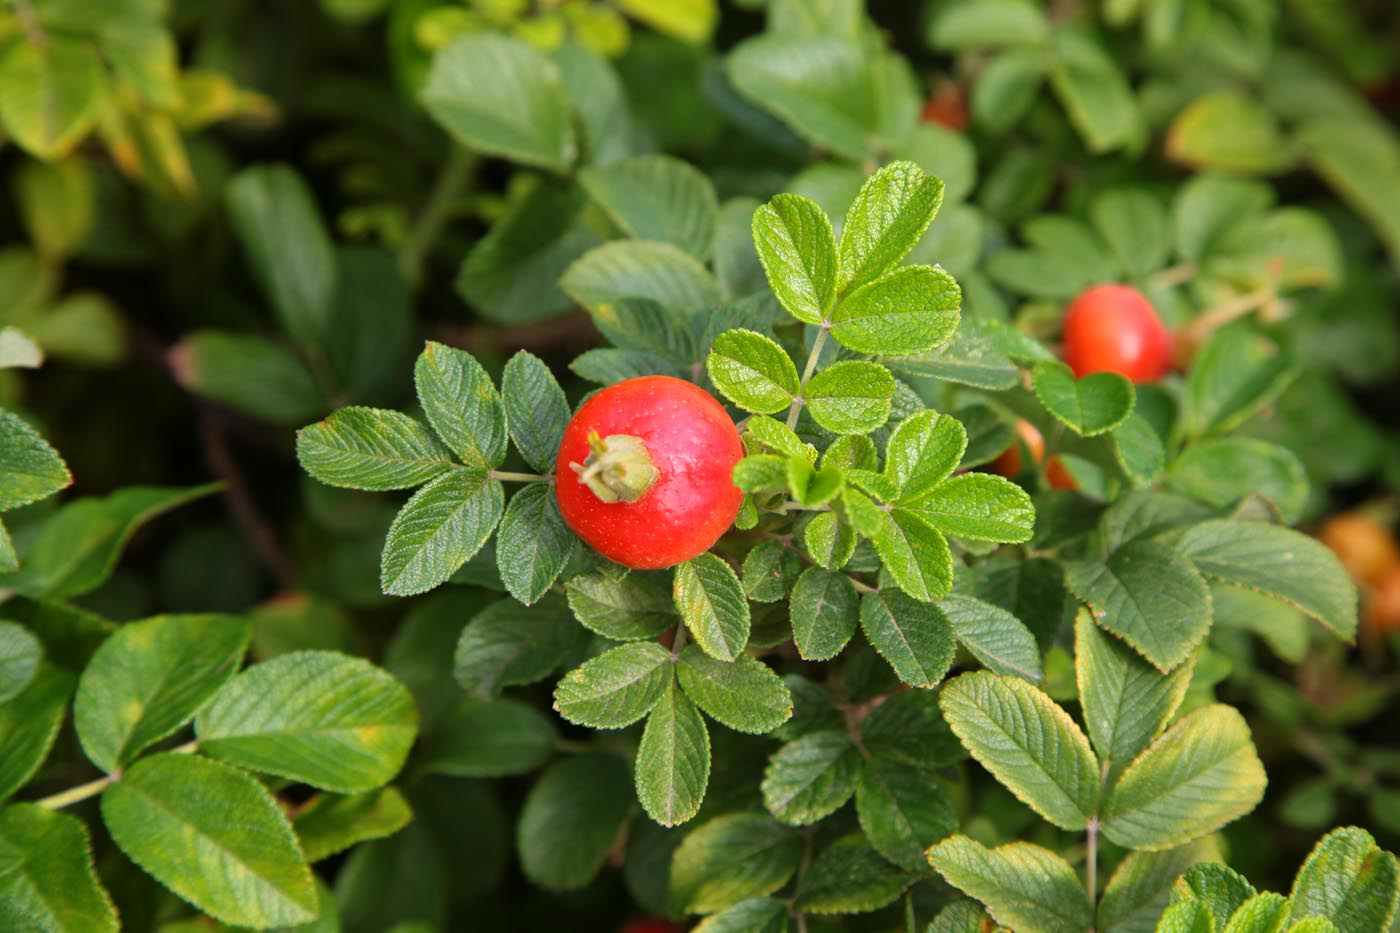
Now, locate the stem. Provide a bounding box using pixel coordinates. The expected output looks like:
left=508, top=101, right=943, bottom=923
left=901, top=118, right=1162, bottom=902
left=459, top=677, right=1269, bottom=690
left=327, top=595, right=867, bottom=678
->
left=35, top=741, right=198, bottom=810
left=199, top=407, right=295, bottom=588
left=1148, top=261, right=1197, bottom=288
left=786, top=327, right=830, bottom=430
left=1176, top=286, right=1275, bottom=349
left=669, top=623, right=688, bottom=661
left=1086, top=817, right=1100, bottom=913
left=398, top=147, right=475, bottom=288
left=489, top=470, right=551, bottom=484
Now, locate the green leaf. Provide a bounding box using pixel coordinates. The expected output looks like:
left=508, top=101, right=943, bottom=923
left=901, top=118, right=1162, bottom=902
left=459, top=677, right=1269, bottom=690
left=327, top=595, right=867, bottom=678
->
left=802, top=510, right=856, bottom=569
left=196, top=651, right=417, bottom=793
left=0, top=327, right=42, bottom=370
left=0, top=410, right=71, bottom=512
left=553, top=641, right=673, bottom=729
left=1111, top=413, right=1168, bottom=489
left=789, top=567, right=859, bottom=661
left=616, top=0, right=716, bottom=43
left=706, top=329, right=800, bottom=415
left=1102, top=705, right=1267, bottom=851
left=803, top=360, right=895, bottom=434
left=517, top=752, right=633, bottom=891
left=674, top=554, right=751, bottom=662
left=742, top=540, right=804, bottom=603
left=1173, top=520, right=1357, bottom=642
left=1168, top=438, right=1308, bottom=524
left=225, top=165, right=335, bottom=347
left=1173, top=173, right=1274, bottom=263
left=787, top=457, right=845, bottom=508
left=927, top=835, right=1094, bottom=933
left=1048, top=30, right=1139, bottom=153
left=1091, top=189, right=1172, bottom=280
left=676, top=645, right=792, bottom=734
left=566, top=571, right=677, bottom=641
left=1075, top=611, right=1193, bottom=766
left=581, top=154, right=717, bottom=259
left=692, top=898, right=789, bottom=933
left=928, top=900, right=999, bottom=932
left=297, top=408, right=454, bottom=491
left=856, top=752, right=957, bottom=871
left=1297, top=116, right=1400, bottom=266
left=0, top=622, right=41, bottom=703
left=830, top=266, right=961, bottom=356
left=1065, top=540, right=1213, bottom=673
left=866, top=508, right=954, bottom=603
left=380, top=468, right=504, bottom=597
left=636, top=683, right=710, bottom=826
left=1221, top=893, right=1291, bottom=933
left=1033, top=361, right=1136, bottom=436
left=904, top=473, right=1036, bottom=543
left=670, top=813, right=803, bottom=914
left=1172, top=864, right=1256, bottom=929
left=940, top=594, right=1044, bottom=682
left=501, top=351, right=570, bottom=472
left=859, top=590, right=955, bottom=688
left=413, top=342, right=507, bottom=470
left=101, top=753, right=318, bottom=928
left=0, top=36, right=104, bottom=159
left=420, top=34, right=575, bottom=170
left=927, top=0, right=1050, bottom=48
left=1153, top=899, right=1215, bottom=933
left=293, top=787, right=413, bottom=863
left=562, top=239, right=724, bottom=317
left=0, top=521, right=14, bottom=575
left=861, top=689, right=964, bottom=769
left=1289, top=827, right=1400, bottom=933
left=173, top=332, right=324, bottom=425
left=0, top=668, right=73, bottom=801
left=752, top=193, right=838, bottom=325
left=422, top=696, right=554, bottom=778
left=1098, top=838, right=1225, bottom=933
left=883, top=410, right=966, bottom=502
left=495, top=484, right=574, bottom=605
left=0, top=804, right=118, bottom=933
left=453, top=596, right=580, bottom=698
left=74, top=614, right=249, bottom=774
left=1166, top=92, right=1294, bottom=174
left=973, top=48, right=1046, bottom=133
left=838, top=161, right=946, bottom=294
left=938, top=671, right=1099, bottom=831
left=1184, top=328, right=1295, bottom=437
left=795, top=833, right=912, bottom=914
left=762, top=730, right=860, bottom=825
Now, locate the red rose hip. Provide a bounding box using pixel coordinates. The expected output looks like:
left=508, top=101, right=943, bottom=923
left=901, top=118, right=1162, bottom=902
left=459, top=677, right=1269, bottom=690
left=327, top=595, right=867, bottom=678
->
left=1062, top=284, right=1172, bottom=383
left=555, top=376, right=744, bottom=570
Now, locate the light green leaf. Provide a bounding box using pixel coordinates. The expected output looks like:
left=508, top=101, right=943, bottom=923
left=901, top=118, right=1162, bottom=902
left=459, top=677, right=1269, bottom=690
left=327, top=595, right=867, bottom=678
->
left=670, top=813, right=803, bottom=914
left=453, top=596, right=580, bottom=698
left=1221, top=893, right=1291, bottom=933
left=866, top=508, right=954, bottom=603
left=1168, top=438, right=1308, bottom=524
left=1103, top=705, right=1267, bottom=850
left=676, top=645, right=792, bottom=734
left=859, top=590, right=955, bottom=687
left=1154, top=899, right=1216, bottom=933
left=838, top=161, right=946, bottom=294
left=174, top=332, right=323, bottom=425
left=940, top=594, right=1043, bottom=682
left=1171, top=864, right=1256, bottom=929
left=196, top=651, right=417, bottom=793
left=517, top=752, right=634, bottom=891
left=552, top=641, right=672, bottom=729
left=101, top=753, right=317, bottom=928
left=883, top=410, right=966, bottom=502
left=423, top=696, right=554, bottom=778
left=413, top=342, right=507, bottom=470
left=0, top=668, right=74, bottom=801
left=293, top=787, right=413, bottom=863
left=0, top=622, right=41, bottom=703
left=789, top=567, right=859, bottom=661
left=616, top=0, right=716, bottom=43
left=856, top=752, right=958, bottom=871
left=1173, top=173, right=1274, bottom=263
left=674, top=553, right=751, bottom=662
left=802, top=510, right=856, bottom=569
left=1167, top=91, right=1294, bottom=174
left=1098, top=838, right=1225, bottom=933
left=905, top=473, right=1035, bottom=543
left=75, top=614, right=250, bottom=774
left=0, top=36, right=105, bottom=159
left=0, top=804, right=118, bottom=933
left=1173, top=520, right=1357, bottom=642
left=692, top=898, right=789, bottom=933
left=1297, top=116, right=1400, bottom=266
left=752, top=193, right=838, bottom=325
left=565, top=572, right=677, bottom=641
left=1033, top=361, right=1136, bottom=436
left=225, top=165, right=335, bottom=347
left=562, top=239, right=724, bottom=316
left=1092, top=189, right=1172, bottom=280
left=297, top=408, right=454, bottom=491
left=707, top=329, right=800, bottom=415
left=1075, top=611, right=1193, bottom=765
left=0, top=410, right=72, bottom=512
left=380, top=468, right=504, bottom=597
left=0, top=520, right=14, bottom=575
left=762, top=730, right=860, bottom=825
left=795, top=833, right=912, bottom=914
left=501, top=351, right=570, bottom=472
left=636, top=683, right=710, bottom=826
left=1065, top=539, right=1213, bottom=673
left=581, top=154, right=717, bottom=259
left=803, top=360, right=895, bottom=434
left=0, top=327, right=42, bottom=369
left=420, top=34, right=575, bottom=170
left=1049, top=30, right=1139, bottom=153
left=927, top=835, right=1094, bottom=933
left=1289, top=826, right=1400, bottom=933
left=972, top=48, right=1046, bottom=133
left=830, top=266, right=961, bottom=356
left=939, top=671, right=1099, bottom=830
left=496, top=484, right=574, bottom=605
left=927, top=0, right=1049, bottom=49
left=1184, top=328, right=1294, bottom=437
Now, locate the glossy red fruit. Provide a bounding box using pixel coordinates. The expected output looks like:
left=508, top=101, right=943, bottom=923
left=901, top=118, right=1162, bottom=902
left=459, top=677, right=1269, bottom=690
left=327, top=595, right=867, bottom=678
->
left=921, top=80, right=968, bottom=131
left=1062, top=284, right=1172, bottom=383
left=620, top=919, right=683, bottom=933
left=989, top=420, right=1045, bottom=478
left=555, top=376, right=744, bottom=570
left=1045, top=457, right=1078, bottom=491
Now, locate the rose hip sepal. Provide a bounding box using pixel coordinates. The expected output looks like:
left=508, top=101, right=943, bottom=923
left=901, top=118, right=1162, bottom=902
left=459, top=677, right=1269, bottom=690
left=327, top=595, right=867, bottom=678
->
left=555, top=375, right=744, bottom=570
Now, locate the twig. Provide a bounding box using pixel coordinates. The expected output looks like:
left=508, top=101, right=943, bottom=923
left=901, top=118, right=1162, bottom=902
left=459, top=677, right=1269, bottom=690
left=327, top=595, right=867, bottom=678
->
left=198, top=406, right=295, bottom=588
left=398, top=147, right=475, bottom=288
left=786, top=327, right=829, bottom=430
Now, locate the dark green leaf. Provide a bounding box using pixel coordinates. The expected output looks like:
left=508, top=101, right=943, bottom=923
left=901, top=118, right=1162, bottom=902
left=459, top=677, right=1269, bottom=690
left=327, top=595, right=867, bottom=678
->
left=517, top=752, right=634, bottom=891
left=789, top=567, right=859, bottom=661
left=676, top=645, right=792, bottom=734
left=297, top=408, right=454, bottom=491
left=762, top=730, right=860, bottom=825
left=501, top=351, right=570, bottom=472
left=0, top=804, right=118, bottom=933
left=381, top=468, right=504, bottom=597
left=552, top=641, right=673, bottom=729
left=496, top=484, right=574, bottom=605
left=636, top=683, right=710, bottom=826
